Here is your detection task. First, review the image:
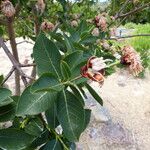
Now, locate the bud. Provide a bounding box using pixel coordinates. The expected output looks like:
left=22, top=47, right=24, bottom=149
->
left=41, top=21, right=55, bottom=32
left=101, top=40, right=110, bottom=50
left=1, top=0, right=16, bottom=17
left=70, top=20, right=78, bottom=27
left=91, top=28, right=99, bottom=37
left=36, top=0, right=45, bottom=14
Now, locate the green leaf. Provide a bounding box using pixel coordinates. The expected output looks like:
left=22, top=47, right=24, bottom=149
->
left=0, top=75, right=4, bottom=85
left=63, top=34, right=75, bottom=53
left=0, top=103, right=16, bottom=122
left=16, top=86, right=57, bottom=116
left=60, top=61, right=71, bottom=80
left=31, top=73, right=64, bottom=93
left=45, top=102, right=59, bottom=129
left=24, top=117, right=44, bottom=137
left=69, top=84, right=85, bottom=106
left=0, top=129, right=35, bottom=150
left=63, top=51, right=83, bottom=69
left=30, top=129, right=49, bottom=149
left=33, top=33, right=61, bottom=78
left=57, top=90, right=90, bottom=142
left=0, top=88, right=12, bottom=106
left=41, top=139, right=62, bottom=150
left=85, top=83, right=103, bottom=106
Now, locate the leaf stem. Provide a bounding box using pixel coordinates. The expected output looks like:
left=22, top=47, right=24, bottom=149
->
left=46, top=126, right=69, bottom=150
left=107, top=60, right=120, bottom=68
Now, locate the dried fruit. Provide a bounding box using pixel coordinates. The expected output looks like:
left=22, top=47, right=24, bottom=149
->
left=1, top=0, right=15, bottom=17
left=70, top=20, right=78, bottom=27
left=95, top=15, right=107, bottom=31
left=41, top=21, right=55, bottom=32
left=121, top=45, right=144, bottom=76
left=92, top=28, right=99, bottom=37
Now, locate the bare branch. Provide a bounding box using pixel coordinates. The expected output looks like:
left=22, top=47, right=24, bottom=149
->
left=0, top=38, right=35, bottom=86
left=1, top=67, right=15, bottom=86
left=114, top=0, right=131, bottom=18
left=115, top=2, right=150, bottom=19
left=109, top=34, right=150, bottom=40
left=20, top=63, right=36, bottom=67
left=17, top=40, right=34, bottom=45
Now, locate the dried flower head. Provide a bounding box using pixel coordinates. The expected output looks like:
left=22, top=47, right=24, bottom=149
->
left=95, top=15, right=107, bottom=31
left=121, top=45, right=144, bottom=76
left=41, top=21, right=55, bottom=32
left=91, top=28, right=99, bottom=37
left=70, top=20, right=78, bottom=27
left=36, top=0, right=45, bottom=14
left=1, top=0, right=15, bottom=17
left=81, top=56, right=111, bottom=85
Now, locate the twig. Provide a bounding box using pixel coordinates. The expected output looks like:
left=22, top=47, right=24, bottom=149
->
left=114, top=0, right=131, bottom=19
left=0, top=38, right=35, bottom=86
left=109, top=34, right=150, bottom=40
left=1, top=67, right=15, bottom=86
left=20, top=63, right=36, bottom=67
left=16, top=40, right=34, bottom=45
left=115, top=2, right=150, bottom=19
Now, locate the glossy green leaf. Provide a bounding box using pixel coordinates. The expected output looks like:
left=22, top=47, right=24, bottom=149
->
left=63, top=34, right=75, bottom=53
left=45, top=102, right=59, bottom=129
left=16, top=86, right=57, bottom=116
left=0, top=129, right=35, bottom=150
left=0, top=103, right=16, bottom=122
left=85, top=83, right=103, bottom=106
left=63, top=51, right=83, bottom=69
left=30, top=129, right=49, bottom=149
left=33, top=33, right=61, bottom=78
left=57, top=90, right=90, bottom=142
left=31, top=73, right=64, bottom=93
left=24, top=117, right=44, bottom=137
left=69, top=84, right=85, bottom=106
left=0, top=88, right=12, bottom=106
left=42, top=139, right=62, bottom=150
left=60, top=61, right=71, bottom=80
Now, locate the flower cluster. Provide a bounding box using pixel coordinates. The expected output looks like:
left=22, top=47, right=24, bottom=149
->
left=1, top=0, right=15, bottom=18
left=95, top=15, right=107, bottom=32
left=81, top=57, right=111, bottom=85
left=121, top=45, right=143, bottom=76
left=41, top=21, right=55, bottom=32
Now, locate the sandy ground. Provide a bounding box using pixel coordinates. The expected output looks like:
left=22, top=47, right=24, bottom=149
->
left=0, top=38, right=150, bottom=150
